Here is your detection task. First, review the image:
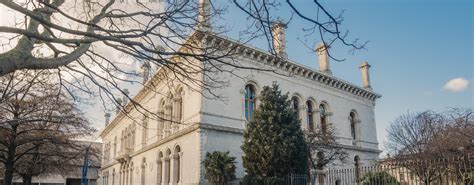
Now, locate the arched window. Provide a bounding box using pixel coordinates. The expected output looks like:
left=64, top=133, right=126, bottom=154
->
left=292, top=97, right=300, bottom=121
left=350, top=112, right=357, bottom=140
left=157, top=152, right=163, bottom=184
left=306, top=100, right=314, bottom=131
left=319, top=104, right=328, bottom=133
left=175, top=88, right=183, bottom=122
left=166, top=94, right=174, bottom=135
left=112, top=169, right=115, bottom=185
left=131, top=124, right=136, bottom=149
left=173, top=146, right=181, bottom=183
left=244, top=84, right=256, bottom=122
left=120, top=131, right=124, bottom=151
left=158, top=99, right=165, bottom=138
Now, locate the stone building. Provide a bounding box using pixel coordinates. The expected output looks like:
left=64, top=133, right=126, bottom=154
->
left=99, top=1, right=382, bottom=185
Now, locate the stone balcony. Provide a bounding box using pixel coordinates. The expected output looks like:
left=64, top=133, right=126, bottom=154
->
left=115, top=148, right=132, bottom=163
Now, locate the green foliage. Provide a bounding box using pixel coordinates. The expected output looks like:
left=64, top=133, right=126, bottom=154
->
left=360, top=171, right=400, bottom=185
left=203, top=151, right=237, bottom=185
left=240, top=175, right=285, bottom=185
left=241, top=82, right=309, bottom=177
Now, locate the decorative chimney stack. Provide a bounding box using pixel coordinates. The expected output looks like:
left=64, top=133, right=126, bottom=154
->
left=104, top=113, right=111, bottom=126
left=359, top=61, right=372, bottom=90
left=271, top=21, right=287, bottom=58
left=141, top=62, right=150, bottom=84
left=198, top=0, right=211, bottom=31
left=122, top=89, right=129, bottom=106
left=116, top=98, right=122, bottom=114
left=316, top=42, right=332, bottom=75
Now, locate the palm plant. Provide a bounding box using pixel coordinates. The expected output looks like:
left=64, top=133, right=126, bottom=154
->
left=203, top=151, right=237, bottom=185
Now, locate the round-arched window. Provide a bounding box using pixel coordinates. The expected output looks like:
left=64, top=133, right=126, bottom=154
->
left=244, top=84, right=256, bottom=122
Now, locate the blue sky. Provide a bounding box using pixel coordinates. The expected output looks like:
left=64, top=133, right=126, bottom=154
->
left=221, top=0, right=473, bottom=153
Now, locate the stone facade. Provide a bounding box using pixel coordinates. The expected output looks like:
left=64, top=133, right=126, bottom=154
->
left=99, top=30, right=382, bottom=185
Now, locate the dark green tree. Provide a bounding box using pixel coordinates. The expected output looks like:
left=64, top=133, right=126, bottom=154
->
left=241, top=82, right=309, bottom=178
left=203, top=151, right=237, bottom=185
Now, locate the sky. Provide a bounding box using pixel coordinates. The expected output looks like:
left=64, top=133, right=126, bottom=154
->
left=1, top=0, right=472, bottom=153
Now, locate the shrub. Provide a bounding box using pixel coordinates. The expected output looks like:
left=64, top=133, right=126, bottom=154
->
left=360, top=171, right=400, bottom=185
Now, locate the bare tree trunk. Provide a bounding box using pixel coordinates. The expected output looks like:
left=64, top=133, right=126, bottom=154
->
left=22, top=175, right=32, bottom=185
left=3, top=125, right=18, bottom=185
left=3, top=158, right=14, bottom=185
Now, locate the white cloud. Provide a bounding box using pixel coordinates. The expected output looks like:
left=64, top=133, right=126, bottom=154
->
left=443, top=77, right=470, bottom=92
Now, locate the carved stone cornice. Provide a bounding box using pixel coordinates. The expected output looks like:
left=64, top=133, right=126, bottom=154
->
left=191, top=30, right=382, bottom=102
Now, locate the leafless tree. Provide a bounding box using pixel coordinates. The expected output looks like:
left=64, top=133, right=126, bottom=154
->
left=12, top=141, right=101, bottom=185
left=387, top=108, right=474, bottom=183
left=305, top=123, right=348, bottom=170
left=0, top=70, right=95, bottom=185
left=0, top=0, right=366, bottom=123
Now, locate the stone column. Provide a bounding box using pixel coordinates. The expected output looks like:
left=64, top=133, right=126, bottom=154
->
left=171, top=154, right=179, bottom=184
left=118, top=169, right=122, bottom=185
left=129, top=167, right=133, bottom=185
left=125, top=169, right=128, bottom=185
left=179, top=152, right=183, bottom=183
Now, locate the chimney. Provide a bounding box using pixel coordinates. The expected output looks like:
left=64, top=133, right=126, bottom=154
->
left=104, top=113, right=111, bottom=126
left=316, top=42, right=332, bottom=75
left=271, top=21, right=287, bottom=58
left=359, top=61, right=372, bottom=90
left=116, top=98, right=122, bottom=114
left=141, top=62, right=150, bottom=83
left=122, top=89, right=129, bottom=106
left=198, top=0, right=211, bottom=31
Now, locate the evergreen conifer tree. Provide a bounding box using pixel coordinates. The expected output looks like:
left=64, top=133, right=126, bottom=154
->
left=241, top=82, right=309, bottom=178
